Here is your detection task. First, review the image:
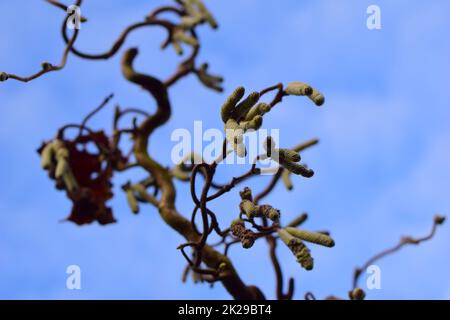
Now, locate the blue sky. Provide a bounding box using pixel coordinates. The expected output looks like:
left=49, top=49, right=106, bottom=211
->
left=0, top=0, right=449, bottom=299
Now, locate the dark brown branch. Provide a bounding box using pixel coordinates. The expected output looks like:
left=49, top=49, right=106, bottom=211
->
left=78, top=93, right=114, bottom=137
left=62, top=19, right=174, bottom=60
left=1, top=16, right=79, bottom=83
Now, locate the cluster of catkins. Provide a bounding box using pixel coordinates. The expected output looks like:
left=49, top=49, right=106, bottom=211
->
left=231, top=185, right=335, bottom=271
left=230, top=187, right=280, bottom=249
left=277, top=227, right=334, bottom=271
left=163, top=0, right=218, bottom=55
left=263, top=136, right=314, bottom=178
left=221, top=86, right=266, bottom=157
left=162, top=0, right=223, bottom=91
left=220, top=82, right=323, bottom=168
left=239, top=187, right=280, bottom=221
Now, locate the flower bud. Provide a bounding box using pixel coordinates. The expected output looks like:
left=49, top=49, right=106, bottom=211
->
left=349, top=288, right=366, bottom=300
left=0, top=72, right=9, bottom=82
left=231, top=219, right=256, bottom=249
left=239, top=187, right=253, bottom=201
left=41, top=61, right=53, bottom=71
left=434, top=215, right=446, bottom=225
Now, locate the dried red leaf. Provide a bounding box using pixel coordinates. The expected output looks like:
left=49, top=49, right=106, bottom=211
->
left=38, top=130, right=120, bottom=225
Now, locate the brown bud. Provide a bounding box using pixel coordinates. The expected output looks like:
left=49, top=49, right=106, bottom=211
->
left=239, top=187, right=253, bottom=201
left=231, top=219, right=256, bottom=249
left=0, top=72, right=9, bottom=82
left=434, top=215, right=446, bottom=225
left=349, top=288, right=366, bottom=300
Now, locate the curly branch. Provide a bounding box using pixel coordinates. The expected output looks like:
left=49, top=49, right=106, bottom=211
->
left=121, top=48, right=264, bottom=300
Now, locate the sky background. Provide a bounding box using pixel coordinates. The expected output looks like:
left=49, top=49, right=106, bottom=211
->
left=0, top=0, right=449, bottom=299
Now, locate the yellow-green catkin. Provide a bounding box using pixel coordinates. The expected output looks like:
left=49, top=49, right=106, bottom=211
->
left=230, top=91, right=260, bottom=121
left=263, top=137, right=313, bottom=177
left=178, top=0, right=200, bottom=19
left=235, top=142, right=246, bottom=158
left=278, top=229, right=314, bottom=270
left=279, top=159, right=314, bottom=177
left=171, top=165, right=190, bottom=181
left=225, top=119, right=241, bottom=143
left=179, top=16, right=200, bottom=29
left=278, top=149, right=301, bottom=163
left=287, top=213, right=308, bottom=228
left=285, top=82, right=313, bottom=96
left=225, top=119, right=246, bottom=157
left=193, top=0, right=218, bottom=29
left=62, top=170, right=79, bottom=193
left=55, top=148, right=69, bottom=179
left=258, top=205, right=280, bottom=221
left=285, top=227, right=335, bottom=247
left=293, top=138, right=319, bottom=153
left=240, top=200, right=258, bottom=219
left=239, top=115, right=262, bottom=131
left=281, top=169, right=293, bottom=190
left=308, top=88, right=325, bottom=106
left=221, top=87, right=245, bottom=122
left=197, top=63, right=223, bottom=92
left=126, top=189, right=139, bottom=214
left=245, top=103, right=271, bottom=121
left=40, top=143, right=55, bottom=170
left=173, top=28, right=198, bottom=48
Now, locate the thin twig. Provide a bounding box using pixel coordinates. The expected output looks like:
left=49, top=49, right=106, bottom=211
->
left=352, top=215, right=446, bottom=289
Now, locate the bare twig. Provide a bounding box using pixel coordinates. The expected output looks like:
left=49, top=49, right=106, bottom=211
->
left=352, top=215, right=446, bottom=289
